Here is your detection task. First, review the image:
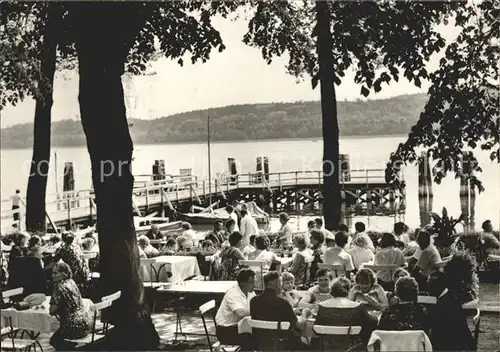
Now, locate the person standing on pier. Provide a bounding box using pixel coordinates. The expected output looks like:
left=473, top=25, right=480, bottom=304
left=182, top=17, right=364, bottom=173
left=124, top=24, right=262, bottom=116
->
left=11, top=189, right=21, bottom=224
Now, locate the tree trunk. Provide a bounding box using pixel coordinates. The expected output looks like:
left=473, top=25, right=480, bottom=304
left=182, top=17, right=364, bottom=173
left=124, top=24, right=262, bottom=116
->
left=315, top=0, right=341, bottom=231
left=25, top=5, right=60, bottom=233
left=73, top=3, right=159, bottom=350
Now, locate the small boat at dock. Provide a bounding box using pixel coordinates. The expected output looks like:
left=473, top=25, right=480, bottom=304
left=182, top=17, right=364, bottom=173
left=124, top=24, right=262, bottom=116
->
left=177, top=201, right=269, bottom=226
left=134, top=216, right=182, bottom=235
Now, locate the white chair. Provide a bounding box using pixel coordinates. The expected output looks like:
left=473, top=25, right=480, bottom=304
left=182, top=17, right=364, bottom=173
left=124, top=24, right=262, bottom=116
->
left=238, top=260, right=266, bottom=290
left=367, top=330, right=432, bottom=351
left=199, top=300, right=240, bottom=352
left=317, top=263, right=345, bottom=278
left=363, top=264, right=398, bottom=280
left=1, top=288, right=24, bottom=339
left=417, top=295, right=437, bottom=305
left=0, top=310, right=38, bottom=352
left=100, top=291, right=122, bottom=333
left=312, top=325, right=362, bottom=352
left=247, top=319, right=291, bottom=350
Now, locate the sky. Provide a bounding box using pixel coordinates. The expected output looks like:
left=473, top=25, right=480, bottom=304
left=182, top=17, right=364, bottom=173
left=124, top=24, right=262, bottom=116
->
left=0, top=15, right=460, bottom=128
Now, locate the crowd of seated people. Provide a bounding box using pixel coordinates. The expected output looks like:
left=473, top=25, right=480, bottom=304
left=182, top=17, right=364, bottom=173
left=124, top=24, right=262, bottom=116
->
left=1, top=213, right=496, bottom=351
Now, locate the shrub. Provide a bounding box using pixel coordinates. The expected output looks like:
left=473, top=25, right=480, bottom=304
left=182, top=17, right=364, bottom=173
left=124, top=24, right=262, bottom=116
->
left=444, top=249, right=479, bottom=304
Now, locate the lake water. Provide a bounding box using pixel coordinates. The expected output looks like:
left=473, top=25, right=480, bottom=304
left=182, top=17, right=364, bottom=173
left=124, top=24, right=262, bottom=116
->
left=1, top=136, right=499, bottom=231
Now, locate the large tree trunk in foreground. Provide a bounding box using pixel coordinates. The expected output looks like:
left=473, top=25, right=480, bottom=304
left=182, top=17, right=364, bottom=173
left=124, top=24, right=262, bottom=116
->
left=25, top=5, right=60, bottom=233
left=73, top=3, right=159, bottom=349
left=315, top=0, right=341, bottom=230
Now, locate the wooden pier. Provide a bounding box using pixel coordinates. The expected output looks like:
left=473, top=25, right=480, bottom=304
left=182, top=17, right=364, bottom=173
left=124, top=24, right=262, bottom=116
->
left=1, top=169, right=405, bottom=232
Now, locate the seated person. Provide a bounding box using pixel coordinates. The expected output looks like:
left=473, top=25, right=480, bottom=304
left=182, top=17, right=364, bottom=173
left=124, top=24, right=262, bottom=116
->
left=205, top=220, right=226, bottom=247
left=220, top=232, right=246, bottom=281
left=412, top=230, right=441, bottom=290
left=323, top=231, right=354, bottom=278
left=309, top=229, right=325, bottom=280
left=49, top=262, right=92, bottom=350
left=348, top=268, right=388, bottom=310
left=313, top=277, right=377, bottom=350
left=247, top=236, right=278, bottom=265
left=177, top=236, right=194, bottom=252
left=388, top=268, right=410, bottom=305
left=27, top=235, right=44, bottom=262
left=427, top=271, right=475, bottom=351
left=242, top=235, right=257, bottom=258
left=278, top=272, right=300, bottom=307
left=215, top=269, right=256, bottom=345
left=287, top=234, right=310, bottom=287
left=145, top=224, right=165, bottom=240
left=348, top=235, right=375, bottom=270
left=298, top=268, right=334, bottom=309
left=138, top=236, right=159, bottom=258
left=161, top=238, right=178, bottom=254
left=378, top=276, right=428, bottom=331
left=179, top=222, right=196, bottom=242
left=201, top=239, right=216, bottom=253
left=250, top=271, right=307, bottom=351
left=374, top=233, right=405, bottom=291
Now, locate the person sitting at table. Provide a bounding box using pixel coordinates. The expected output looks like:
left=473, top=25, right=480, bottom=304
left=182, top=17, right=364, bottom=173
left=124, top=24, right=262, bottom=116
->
left=223, top=218, right=236, bottom=242
left=27, top=234, right=44, bottom=262
left=46, top=234, right=62, bottom=252
left=348, top=268, right=388, bottom=310
left=309, top=229, right=325, bottom=280
left=374, top=232, right=405, bottom=292
left=215, top=269, right=256, bottom=345
left=242, top=235, right=257, bottom=258
left=298, top=267, right=334, bottom=308
left=388, top=268, right=411, bottom=305
left=250, top=271, right=307, bottom=350
left=323, top=231, right=355, bottom=279
left=205, top=220, right=226, bottom=248
left=9, top=232, right=30, bottom=259
left=49, top=262, right=92, bottom=351
left=161, top=238, right=178, bottom=255
left=145, top=224, right=165, bottom=240
left=313, top=277, right=378, bottom=350
left=279, top=272, right=300, bottom=307
left=53, top=233, right=90, bottom=288
left=378, top=276, right=428, bottom=331
left=248, top=236, right=278, bottom=265
left=412, top=230, right=441, bottom=291
left=287, top=234, right=310, bottom=287
left=277, top=212, right=293, bottom=249
left=394, top=222, right=410, bottom=246
left=179, top=222, right=196, bottom=242
left=348, top=235, right=375, bottom=270
left=427, top=271, right=475, bottom=351
left=220, top=232, right=246, bottom=281
left=81, top=237, right=99, bottom=272
left=138, top=236, right=159, bottom=258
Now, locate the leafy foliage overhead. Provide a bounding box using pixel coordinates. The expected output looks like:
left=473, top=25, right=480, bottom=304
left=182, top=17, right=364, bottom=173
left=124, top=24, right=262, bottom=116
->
left=389, top=0, right=500, bottom=191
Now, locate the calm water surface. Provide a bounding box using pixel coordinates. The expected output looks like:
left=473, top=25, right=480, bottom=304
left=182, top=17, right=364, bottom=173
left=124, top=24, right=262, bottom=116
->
left=1, top=136, right=499, bottom=231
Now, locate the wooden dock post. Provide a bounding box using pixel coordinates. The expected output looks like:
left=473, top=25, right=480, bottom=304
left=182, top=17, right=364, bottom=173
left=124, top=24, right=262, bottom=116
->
left=228, top=158, right=238, bottom=185
left=263, top=156, right=269, bottom=182
left=63, top=162, right=76, bottom=210
left=256, top=157, right=263, bottom=183
left=339, top=154, right=350, bottom=182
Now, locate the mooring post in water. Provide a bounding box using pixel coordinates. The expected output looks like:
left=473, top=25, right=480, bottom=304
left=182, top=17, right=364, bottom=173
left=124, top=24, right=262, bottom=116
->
left=263, top=157, right=270, bottom=182
left=63, top=162, right=75, bottom=210
left=460, top=151, right=472, bottom=230
left=339, top=154, right=351, bottom=182
left=256, top=157, right=263, bottom=184
left=227, top=158, right=238, bottom=186
left=152, top=160, right=166, bottom=181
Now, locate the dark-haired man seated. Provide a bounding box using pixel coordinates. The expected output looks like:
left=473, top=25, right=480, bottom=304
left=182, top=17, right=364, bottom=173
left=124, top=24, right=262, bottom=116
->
left=250, top=271, right=307, bottom=350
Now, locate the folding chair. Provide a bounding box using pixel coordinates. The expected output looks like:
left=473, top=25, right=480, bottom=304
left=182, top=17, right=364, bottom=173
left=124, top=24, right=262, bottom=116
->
left=199, top=300, right=240, bottom=352
left=317, top=263, right=345, bottom=278
left=1, top=307, right=37, bottom=351
left=247, top=319, right=291, bottom=351
left=140, top=258, right=160, bottom=313
left=99, top=290, right=121, bottom=333
left=1, top=287, right=24, bottom=339
left=312, top=325, right=362, bottom=352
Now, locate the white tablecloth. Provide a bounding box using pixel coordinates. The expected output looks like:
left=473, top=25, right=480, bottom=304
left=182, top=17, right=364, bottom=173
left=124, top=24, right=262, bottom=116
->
left=1, top=297, right=94, bottom=334
left=142, top=256, right=201, bottom=283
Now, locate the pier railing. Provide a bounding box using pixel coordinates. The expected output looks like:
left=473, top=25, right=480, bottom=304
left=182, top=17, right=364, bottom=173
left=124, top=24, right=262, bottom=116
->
left=1, top=169, right=393, bottom=231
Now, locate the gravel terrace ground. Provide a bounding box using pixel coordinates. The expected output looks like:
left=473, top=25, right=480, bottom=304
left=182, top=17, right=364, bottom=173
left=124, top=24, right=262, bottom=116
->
left=29, top=282, right=499, bottom=351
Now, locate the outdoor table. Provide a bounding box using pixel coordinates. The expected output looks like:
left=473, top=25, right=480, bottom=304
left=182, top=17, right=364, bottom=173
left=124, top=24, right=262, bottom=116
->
left=156, top=280, right=236, bottom=295
left=142, top=255, right=201, bottom=283
left=1, top=296, right=94, bottom=341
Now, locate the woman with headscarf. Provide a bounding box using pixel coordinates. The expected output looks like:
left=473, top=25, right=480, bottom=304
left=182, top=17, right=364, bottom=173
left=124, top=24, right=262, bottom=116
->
left=49, top=262, right=92, bottom=350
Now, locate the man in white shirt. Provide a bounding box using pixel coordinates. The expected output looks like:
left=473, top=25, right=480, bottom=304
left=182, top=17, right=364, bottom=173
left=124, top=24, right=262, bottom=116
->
left=323, top=231, right=355, bottom=278
left=215, top=268, right=256, bottom=345
left=11, top=189, right=21, bottom=223
left=314, top=217, right=334, bottom=240
left=240, top=209, right=259, bottom=246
